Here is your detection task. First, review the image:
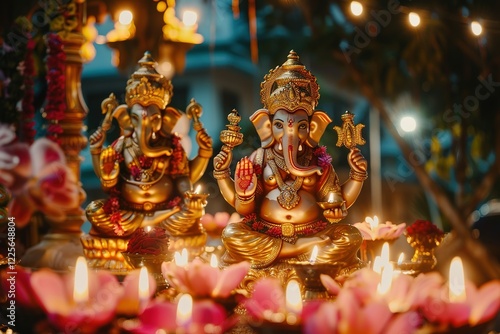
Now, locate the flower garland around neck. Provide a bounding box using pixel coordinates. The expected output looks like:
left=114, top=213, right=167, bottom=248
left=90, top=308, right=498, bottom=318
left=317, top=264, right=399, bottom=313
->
left=44, top=33, right=66, bottom=144
left=102, top=133, right=187, bottom=236
left=19, top=38, right=36, bottom=144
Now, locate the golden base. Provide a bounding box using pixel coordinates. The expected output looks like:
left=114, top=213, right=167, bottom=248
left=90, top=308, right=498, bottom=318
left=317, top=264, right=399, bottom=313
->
left=81, top=232, right=208, bottom=271
left=81, top=234, right=131, bottom=271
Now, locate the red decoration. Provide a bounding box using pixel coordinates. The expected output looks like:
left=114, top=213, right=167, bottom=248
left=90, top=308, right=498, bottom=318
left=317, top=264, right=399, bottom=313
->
left=126, top=226, right=170, bottom=255
left=405, top=219, right=444, bottom=239
left=44, top=33, right=66, bottom=144
left=20, top=38, right=36, bottom=144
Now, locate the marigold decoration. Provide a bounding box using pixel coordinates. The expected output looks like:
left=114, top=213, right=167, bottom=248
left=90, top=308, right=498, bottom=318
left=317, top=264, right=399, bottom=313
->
left=44, top=33, right=66, bottom=144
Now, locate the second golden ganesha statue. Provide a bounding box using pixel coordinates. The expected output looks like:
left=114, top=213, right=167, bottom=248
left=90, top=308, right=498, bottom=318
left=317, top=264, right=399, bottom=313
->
left=213, top=50, right=368, bottom=277
left=81, top=52, right=213, bottom=270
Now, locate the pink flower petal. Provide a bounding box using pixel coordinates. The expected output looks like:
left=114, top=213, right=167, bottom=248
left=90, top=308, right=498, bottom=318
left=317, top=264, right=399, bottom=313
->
left=30, top=138, right=65, bottom=171
left=212, top=261, right=250, bottom=298
left=384, top=311, right=422, bottom=334
left=320, top=274, right=341, bottom=296
left=469, top=280, right=500, bottom=326
left=30, top=269, right=71, bottom=314
left=244, top=278, right=284, bottom=318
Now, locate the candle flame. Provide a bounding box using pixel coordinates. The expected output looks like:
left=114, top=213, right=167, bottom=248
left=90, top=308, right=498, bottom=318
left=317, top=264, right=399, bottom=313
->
left=366, top=215, right=379, bottom=230
left=309, top=245, right=319, bottom=263
left=210, top=254, right=218, bottom=268
left=328, top=192, right=334, bottom=203
left=138, top=267, right=150, bottom=301
left=377, top=262, right=394, bottom=295
left=73, top=256, right=89, bottom=304
left=174, top=248, right=189, bottom=267
left=285, top=279, right=303, bottom=315
left=194, top=185, right=202, bottom=194
left=381, top=242, right=390, bottom=266
left=373, top=256, right=382, bottom=274
left=176, top=294, right=193, bottom=327
left=397, top=253, right=405, bottom=265
left=449, top=256, right=466, bottom=302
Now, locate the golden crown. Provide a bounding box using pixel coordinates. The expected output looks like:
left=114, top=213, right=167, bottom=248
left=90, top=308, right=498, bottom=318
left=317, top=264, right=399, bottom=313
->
left=125, top=52, right=173, bottom=110
left=260, top=50, right=320, bottom=116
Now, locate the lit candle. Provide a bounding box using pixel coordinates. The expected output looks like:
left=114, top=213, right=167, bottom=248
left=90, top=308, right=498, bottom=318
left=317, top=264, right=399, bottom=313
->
left=210, top=254, right=218, bottom=268
left=174, top=248, right=189, bottom=267
left=194, top=185, right=201, bottom=194
left=73, top=256, right=89, bottom=305
left=380, top=242, right=390, bottom=266
left=309, top=245, right=319, bottom=264
left=373, top=255, right=382, bottom=274
left=176, top=294, right=193, bottom=329
left=327, top=192, right=334, bottom=203
left=397, top=253, right=405, bottom=266
left=138, top=266, right=150, bottom=310
left=449, top=256, right=466, bottom=302
left=285, top=279, right=303, bottom=315
left=366, top=215, right=379, bottom=230
left=377, top=262, right=394, bottom=295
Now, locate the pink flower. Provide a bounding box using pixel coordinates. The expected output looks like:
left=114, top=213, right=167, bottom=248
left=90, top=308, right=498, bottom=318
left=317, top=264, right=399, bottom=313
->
left=130, top=299, right=234, bottom=334
left=30, top=268, right=122, bottom=333
left=0, top=124, right=31, bottom=192
left=354, top=217, right=406, bottom=241
left=161, top=258, right=250, bottom=298
left=244, top=278, right=285, bottom=320
left=1, top=266, right=41, bottom=309
left=200, top=211, right=238, bottom=235
left=421, top=278, right=500, bottom=329
left=116, top=269, right=157, bottom=316
left=8, top=138, right=79, bottom=227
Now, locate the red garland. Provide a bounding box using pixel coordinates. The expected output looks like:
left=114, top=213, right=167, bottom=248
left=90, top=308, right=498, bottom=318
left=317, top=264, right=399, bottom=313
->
left=20, top=38, right=36, bottom=144
left=45, top=33, right=66, bottom=144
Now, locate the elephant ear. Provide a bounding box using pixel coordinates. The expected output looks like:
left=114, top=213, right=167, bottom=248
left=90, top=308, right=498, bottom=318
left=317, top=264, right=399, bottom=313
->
left=160, top=106, right=182, bottom=135
left=250, top=109, right=273, bottom=148
left=306, top=110, right=332, bottom=147
left=111, top=104, right=132, bottom=137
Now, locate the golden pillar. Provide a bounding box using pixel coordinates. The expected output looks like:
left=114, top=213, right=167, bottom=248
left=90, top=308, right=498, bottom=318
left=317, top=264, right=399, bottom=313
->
left=21, top=0, right=88, bottom=270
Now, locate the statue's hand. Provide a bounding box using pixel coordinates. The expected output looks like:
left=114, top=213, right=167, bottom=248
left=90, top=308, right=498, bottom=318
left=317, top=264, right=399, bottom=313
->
left=323, top=208, right=347, bottom=220
left=196, top=128, right=213, bottom=151
left=235, top=156, right=257, bottom=197
left=89, top=127, right=106, bottom=150
left=213, top=150, right=232, bottom=171
left=100, top=147, right=119, bottom=181
left=347, top=147, right=367, bottom=173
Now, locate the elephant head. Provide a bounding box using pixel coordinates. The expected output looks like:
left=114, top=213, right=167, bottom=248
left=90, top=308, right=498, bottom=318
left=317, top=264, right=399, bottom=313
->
left=250, top=108, right=332, bottom=177
left=111, top=103, right=182, bottom=158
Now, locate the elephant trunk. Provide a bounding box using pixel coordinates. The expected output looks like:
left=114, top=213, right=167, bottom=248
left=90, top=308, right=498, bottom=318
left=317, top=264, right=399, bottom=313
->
left=138, top=120, right=171, bottom=158
left=283, top=135, right=323, bottom=177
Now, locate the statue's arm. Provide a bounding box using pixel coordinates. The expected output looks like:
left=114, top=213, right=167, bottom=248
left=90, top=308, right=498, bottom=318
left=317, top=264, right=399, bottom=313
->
left=213, top=150, right=236, bottom=207
left=189, top=128, right=213, bottom=184
left=341, top=148, right=368, bottom=209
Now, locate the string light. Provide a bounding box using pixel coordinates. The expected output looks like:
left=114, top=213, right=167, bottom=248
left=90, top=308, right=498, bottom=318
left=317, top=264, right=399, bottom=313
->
left=350, top=1, right=363, bottom=16
left=470, top=20, right=483, bottom=36
left=408, top=12, right=421, bottom=27
left=118, top=10, right=133, bottom=25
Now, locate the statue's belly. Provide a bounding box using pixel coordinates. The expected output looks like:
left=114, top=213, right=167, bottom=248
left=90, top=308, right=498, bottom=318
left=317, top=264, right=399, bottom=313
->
left=120, top=177, right=174, bottom=204
left=260, top=188, right=320, bottom=224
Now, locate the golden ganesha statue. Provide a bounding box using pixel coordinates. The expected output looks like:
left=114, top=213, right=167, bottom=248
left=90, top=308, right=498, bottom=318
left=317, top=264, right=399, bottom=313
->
left=213, top=51, right=367, bottom=277
left=82, top=52, right=213, bottom=269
